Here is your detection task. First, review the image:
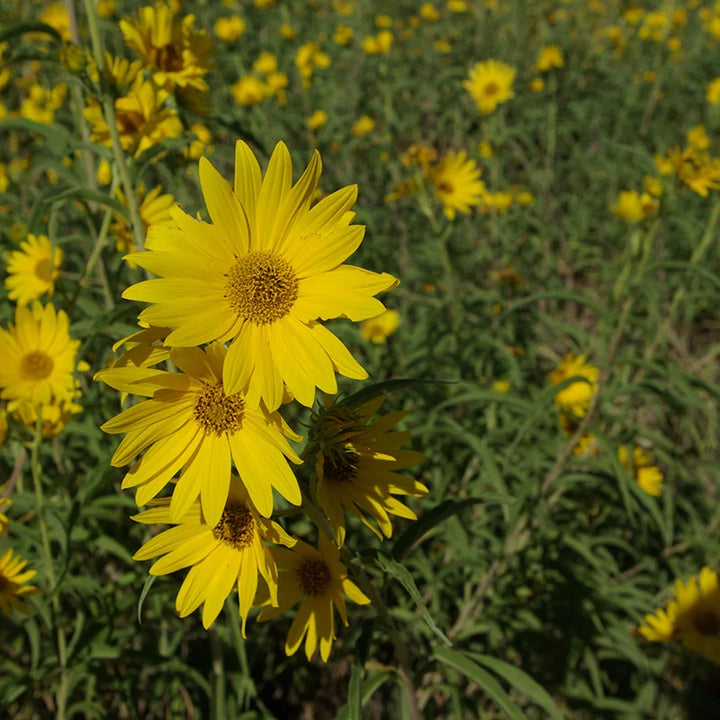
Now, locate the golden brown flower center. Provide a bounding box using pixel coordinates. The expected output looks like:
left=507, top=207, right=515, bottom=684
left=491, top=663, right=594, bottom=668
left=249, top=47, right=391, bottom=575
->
left=193, top=383, right=245, bottom=435
left=297, top=560, right=332, bottom=596
left=213, top=501, right=255, bottom=550
left=323, top=448, right=359, bottom=484
left=224, top=251, right=298, bottom=324
left=0, top=576, right=8, bottom=593
left=484, top=81, right=499, bottom=96
left=436, top=181, right=453, bottom=195
left=693, top=611, right=720, bottom=637
left=34, top=258, right=52, bottom=281
left=21, top=351, right=54, bottom=380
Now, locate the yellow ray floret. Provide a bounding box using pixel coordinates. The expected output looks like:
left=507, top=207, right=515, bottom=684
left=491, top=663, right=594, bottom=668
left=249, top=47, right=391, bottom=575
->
left=258, top=534, right=370, bottom=662
left=96, top=342, right=302, bottom=524
left=133, top=477, right=295, bottom=633
left=0, top=548, right=39, bottom=615
left=123, top=140, right=398, bottom=411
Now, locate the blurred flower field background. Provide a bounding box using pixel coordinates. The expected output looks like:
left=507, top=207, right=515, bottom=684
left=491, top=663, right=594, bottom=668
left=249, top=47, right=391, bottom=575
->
left=2, top=0, right=720, bottom=717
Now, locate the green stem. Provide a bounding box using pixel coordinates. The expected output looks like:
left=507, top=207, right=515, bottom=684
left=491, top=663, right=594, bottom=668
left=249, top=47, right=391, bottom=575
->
left=209, top=628, right=226, bottom=720
left=30, top=416, right=68, bottom=720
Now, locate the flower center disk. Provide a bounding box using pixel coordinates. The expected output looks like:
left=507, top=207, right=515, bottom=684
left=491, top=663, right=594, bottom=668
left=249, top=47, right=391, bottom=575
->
left=193, top=383, right=245, bottom=435
left=225, top=251, right=298, bottom=325
left=21, top=351, right=54, bottom=380
left=323, top=448, right=359, bottom=484
left=213, top=501, right=254, bottom=549
left=693, top=611, right=720, bottom=637
left=34, top=258, right=52, bottom=281
left=297, top=560, right=332, bottom=596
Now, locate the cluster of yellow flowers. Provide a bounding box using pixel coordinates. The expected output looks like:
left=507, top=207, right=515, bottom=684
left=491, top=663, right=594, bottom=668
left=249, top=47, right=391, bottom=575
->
left=96, top=141, right=426, bottom=661
left=231, top=51, right=288, bottom=107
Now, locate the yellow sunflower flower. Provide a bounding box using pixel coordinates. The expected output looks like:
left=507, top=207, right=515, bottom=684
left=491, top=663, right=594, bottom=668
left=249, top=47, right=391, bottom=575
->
left=314, top=396, right=427, bottom=546
left=427, top=150, right=486, bottom=220
left=258, top=535, right=370, bottom=661
left=0, top=495, right=11, bottom=533
left=133, top=477, right=295, bottom=633
left=96, top=343, right=302, bottom=524
left=361, top=309, right=400, bottom=344
left=548, top=353, right=599, bottom=418
left=120, top=1, right=213, bottom=94
left=666, top=146, right=720, bottom=197
left=639, top=567, right=720, bottom=665
left=618, top=445, right=663, bottom=496
left=610, top=190, right=658, bottom=222
left=122, top=141, right=398, bottom=412
left=4, top=234, right=63, bottom=306
left=464, top=59, right=515, bottom=115
left=535, top=44, right=564, bottom=72
left=0, top=302, right=80, bottom=407
left=12, top=393, right=83, bottom=438
left=0, top=549, right=39, bottom=615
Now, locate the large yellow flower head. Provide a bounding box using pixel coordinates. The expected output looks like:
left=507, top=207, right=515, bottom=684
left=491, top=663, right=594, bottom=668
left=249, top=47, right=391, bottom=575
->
left=133, top=477, right=295, bottom=633
left=314, top=396, right=427, bottom=547
left=548, top=353, right=599, bottom=418
left=259, top=534, right=370, bottom=662
left=639, top=567, right=720, bottom=665
left=0, top=302, right=80, bottom=407
left=120, top=1, right=213, bottom=94
left=4, top=233, right=63, bottom=305
left=0, top=549, right=39, bottom=615
left=427, top=150, right=486, bottom=220
left=123, top=141, right=398, bottom=412
left=464, top=59, right=515, bottom=115
left=97, top=343, right=302, bottom=524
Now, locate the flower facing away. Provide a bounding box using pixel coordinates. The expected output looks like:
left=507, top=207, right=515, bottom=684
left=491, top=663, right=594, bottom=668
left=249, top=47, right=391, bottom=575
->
left=610, top=190, right=658, bottom=222
left=120, top=1, right=213, bottom=94
left=361, top=309, right=400, bottom=344
left=619, top=445, right=663, bottom=496
left=464, top=59, right=515, bottom=115
left=258, top=535, right=370, bottom=661
left=0, top=302, right=81, bottom=408
left=11, top=394, right=84, bottom=438
left=4, top=234, right=63, bottom=305
left=535, top=45, right=564, bottom=72
left=96, top=343, right=302, bottom=524
left=639, top=567, right=720, bottom=665
left=314, top=396, right=427, bottom=546
left=548, top=353, right=599, bottom=418
left=0, top=549, right=39, bottom=615
left=427, top=150, right=486, bottom=220
left=122, top=141, right=398, bottom=412
left=133, top=477, right=295, bottom=632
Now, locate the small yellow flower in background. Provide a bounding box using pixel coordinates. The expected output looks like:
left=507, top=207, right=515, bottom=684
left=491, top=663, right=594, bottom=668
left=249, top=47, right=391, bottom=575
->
left=492, top=379, right=510, bottom=393
left=295, top=42, right=331, bottom=87
left=0, top=549, right=39, bottom=615
left=401, top=143, right=438, bottom=171
left=351, top=115, right=375, bottom=136
left=361, top=309, right=400, bottom=343
left=478, top=141, right=493, bottom=158
left=258, top=535, right=370, bottom=662
left=133, top=477, right=296, bottom=633
left=333, top=24, right=354, bottom=45
left=252, top=51, right=278, bottom=76
left=12, top=394, right=84, bottom=438
left=20, top=83, right=67, bottom=125
left=464, top=60, right=515, bottom=114
left=0, top=495, right=10, bottom=533
left=97, top=158, right=112, bottom=185
left=687, top=125, right=711, bottom=151
left=515, top=189, right=535, bottom=205
left=535, top=44, right=564, bottom=72
left=333, top=0, right=355, bottom=15
left=491, top=268, right=523, bottom=286
left=529, top=77, right=545, bottom=92
left=0, top=302, right=81, bottom=408
left=639, top=567, right=720, bottom=665
left=39, top=2, right=71, bottom=40
left=5, top=234, right=63, bottom=306
left=231, top=75, right=271, bottom=106
left=307, top=110, right=328, bottom=130
left=96, top=0, right=115, bottom=18
left=665, top=146, right=720, bottom=197
left=186, top=122, right=213, bottom=160
left=654, top=153, right=674, bottom=176
left=111, top=184, right=175, bottom=255
left=428, top=150, right=486, bottom=220
left=420, top=2, right=440, bottom=21
left=548, top=353, right=599, bottom=418
left=558, top=414, right=598, bottom=457
left=362, top=30, right=393, bottom=54
left=643, top=175, right=663, bottom=197
left=214, top=16, right=245, bottom=42
left=254, top=0, right=275, bottom=7
left=280, top=23, right=296, bottom=40
left=478, top=190, right=514, bottom=214
left=619, top=445, right=663, bottom=496
left=375, top=14, right=393, bottom=28
left=314, top=395, right=426, bottom=546
left=707, top=78, right=720, bottom=105
left=610, top=190, right=658, bottom=222
left=448, top=0, right=467, bottom=11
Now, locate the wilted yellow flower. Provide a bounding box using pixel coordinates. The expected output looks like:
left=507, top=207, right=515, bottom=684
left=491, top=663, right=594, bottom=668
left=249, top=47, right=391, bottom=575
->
left=549, top=353, right=599, bottom=418
left=639, top=567, right=720, bottom=665
left=464, top=60, right=515, bottom=114
left=362, top=30, right=393, bottom=54
left=5, top=234, right=63, bottom=306
left=535, top=44, right=564, bottom=72
left=610, top=190, right=658, bottom=222
left=351, top=115, right=375, bottom=136
left=307, top=110, right=328, bottom=130
left=619, top=445, right=663, bottom=496
left=214, top=16, right=245, bottom=42
left=361, top=309, right=400, bottom=343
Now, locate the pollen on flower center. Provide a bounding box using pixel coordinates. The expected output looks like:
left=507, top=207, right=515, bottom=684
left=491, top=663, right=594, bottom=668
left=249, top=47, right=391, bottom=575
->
left=297, top=560, right=332, bottom=596
left=693, top=611, right=720, bottom=636
left=213, top=501, right=255, bottom=549
left=224, top=251, right=298, bottom=324
left=21, top=351, right=54, bottom=380
left=323, top=448, right=359, bottom=484
left=193, top=383, right=245, bottom=435
left=34, top=258, right=52, bottom=281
